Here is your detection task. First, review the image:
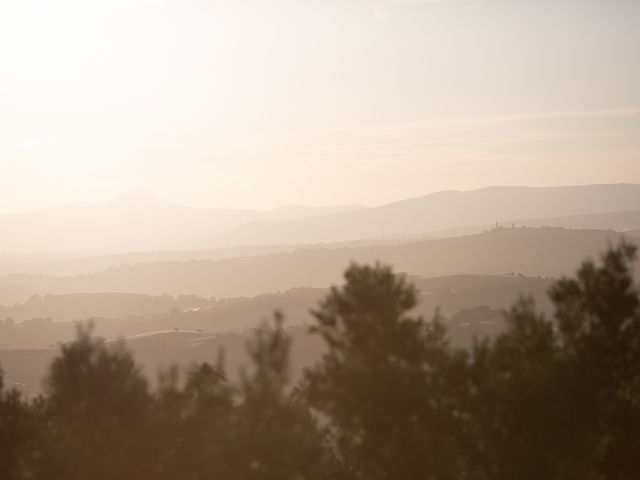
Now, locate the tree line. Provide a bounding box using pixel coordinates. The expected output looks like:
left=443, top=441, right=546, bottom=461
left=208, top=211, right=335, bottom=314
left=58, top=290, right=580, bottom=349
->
left=1, top=244, right=639, bottom=480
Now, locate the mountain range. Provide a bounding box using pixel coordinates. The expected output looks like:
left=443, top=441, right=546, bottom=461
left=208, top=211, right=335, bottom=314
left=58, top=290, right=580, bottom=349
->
left=3, top=184, right=640, bottom=255
left=0, top=188, right=363, bottom=255
left=213, top=184, right=640, bottom=246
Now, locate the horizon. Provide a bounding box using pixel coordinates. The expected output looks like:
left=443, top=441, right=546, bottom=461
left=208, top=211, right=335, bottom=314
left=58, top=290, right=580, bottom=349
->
left=2, top=0, right=640, bottom=212
left=2, top=3, right=640, bottom=479
left=4, top=181, right=640, bottom=216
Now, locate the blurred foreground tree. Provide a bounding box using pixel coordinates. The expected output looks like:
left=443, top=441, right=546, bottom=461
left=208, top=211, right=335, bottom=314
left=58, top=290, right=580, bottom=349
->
left=0, top=370, right=39, bottom=480
left=305, top=245, right=640, bottom=480
left=305, top=263, right=468, bottom=479
left=550, top=244, right=640, bottom=479
left=152, top=359, right=234, bottom=480
left=465, top=243, right=640, bottom=480
left=38, top=323, right=154, bottom=480
left=0, top=243, right=638, bottom=480
left=227, top=312, right=331, bottom=480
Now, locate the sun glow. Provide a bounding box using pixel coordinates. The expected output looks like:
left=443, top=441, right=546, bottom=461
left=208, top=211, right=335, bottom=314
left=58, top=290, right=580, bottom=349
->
left=1, top=1, right=639, bottom=213
left=0, top=1, right=288, bottom=210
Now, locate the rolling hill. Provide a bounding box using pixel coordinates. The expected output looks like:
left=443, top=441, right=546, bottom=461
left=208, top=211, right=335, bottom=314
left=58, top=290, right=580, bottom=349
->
left=0, top=227, right=632, bottom=305
left=212, top=184, right=640, bottom=245
left=2, top=184, right=640, bottom=256
left=0, top=188, right=363, bottom=255
left=0, top=273, right=554, bottom=395
left=511, top=208, right=640, bottom=232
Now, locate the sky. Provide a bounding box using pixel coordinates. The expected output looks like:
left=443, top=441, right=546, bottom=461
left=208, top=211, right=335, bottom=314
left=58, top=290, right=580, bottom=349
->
left=1, top=0, right=639, bottom=213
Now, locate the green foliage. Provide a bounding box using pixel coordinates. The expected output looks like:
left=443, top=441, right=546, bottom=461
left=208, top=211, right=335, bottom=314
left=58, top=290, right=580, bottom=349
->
left=39, top=323, right=154, bottom=480
left=304, top=246, right=640, bottom=480
left=0, top=370, right=39, bottom=480
left=152, top=359, right=234, bottom=480
left=464, top=299, right=590, bottom=480
left=305, top=263, right=467, bottom=479
left=550, top=243, right=640, bottom=479
left=0, top=245, right=638, bottom=479
left=227, top=312, right=331, bottom=480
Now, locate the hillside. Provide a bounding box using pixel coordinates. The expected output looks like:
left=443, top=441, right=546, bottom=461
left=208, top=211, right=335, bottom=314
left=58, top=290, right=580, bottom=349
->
left=0, top=239, right=401, bottom=278
left=213, top=184, right=640, bottom=245
left=0, top=227, right=630, bottom=305
left=0, top=189, right=363, bottom=255
left=0, top=273, right=553, bottom=343
left=3, top=184, right=640, bottom=256
left=0, top=273, right=553, bottom=394
left=0, top=292, right=209, bottom=323
left=402, top=208, right=640, bottom=241
left=511, top=208, right=640, bottom=232
left=0, top=327, right=323, bottom=397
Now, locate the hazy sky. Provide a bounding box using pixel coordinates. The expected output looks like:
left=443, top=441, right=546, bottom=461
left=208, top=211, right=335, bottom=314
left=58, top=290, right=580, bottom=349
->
left=1, top=0, right=639, bottom=212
